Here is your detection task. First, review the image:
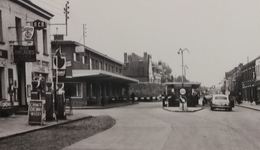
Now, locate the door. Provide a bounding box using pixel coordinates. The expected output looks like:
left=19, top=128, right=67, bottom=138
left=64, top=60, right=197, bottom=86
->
left=17, top=63, right=26, bottom=106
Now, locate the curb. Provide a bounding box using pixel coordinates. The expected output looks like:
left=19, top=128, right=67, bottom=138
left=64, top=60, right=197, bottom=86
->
left=0, top=116, right=93, bottom=141
left=162, top=107, right=204, bottom=113
left=236, top=105, right=260, bottom=111
left=72, top=102, right=139, bottom=109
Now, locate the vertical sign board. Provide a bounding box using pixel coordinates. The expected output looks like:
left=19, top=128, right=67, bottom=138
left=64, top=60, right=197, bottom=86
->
left=28, top=100, right=44, bottom=125
left=256, top=58, right=260, bottom=81
left=13, top=45, right=36, bottom=62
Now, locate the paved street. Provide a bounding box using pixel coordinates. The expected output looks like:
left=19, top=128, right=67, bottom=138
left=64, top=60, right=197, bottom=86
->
left=64, top=102, right=260, bottom=150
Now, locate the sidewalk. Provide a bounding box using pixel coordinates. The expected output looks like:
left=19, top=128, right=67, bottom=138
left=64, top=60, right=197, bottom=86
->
left=163, top=106, right=203, bottom=112
left=0, top=111, right=88, bottom=140
left=236, top=101, right=260, bottom=111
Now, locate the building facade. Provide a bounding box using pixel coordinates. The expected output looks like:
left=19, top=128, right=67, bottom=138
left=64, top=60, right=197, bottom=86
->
left=241, top=57, right=260, bottom=103
left=225, top=64, right=243, bottom=97
left=0, top=0, right=53, bottom=106
left=52, top=40, right=138, bottom=106
left=123, top=52, right=159, bottom=83
left=225, top=56, right=260, bottom=103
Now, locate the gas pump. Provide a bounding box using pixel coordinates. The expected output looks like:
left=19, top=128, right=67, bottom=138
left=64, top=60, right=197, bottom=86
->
left=56, top=83, right=66, bottom=120
left=45, top=81, right=54, bottom=121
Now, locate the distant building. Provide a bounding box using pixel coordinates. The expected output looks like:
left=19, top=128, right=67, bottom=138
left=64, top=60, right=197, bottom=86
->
left=123, top=52, right=161, bottom=83
left=241, top=56, right=260, bottom=103
left=225, top=63, right=243, bottom=96
left=225, top=56, right=260, bottom=103
left=0, top=0, right=53, bottom=106
left=52, top=40, right=138, bottom=106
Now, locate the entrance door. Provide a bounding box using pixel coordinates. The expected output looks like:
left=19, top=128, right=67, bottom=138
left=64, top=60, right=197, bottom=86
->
left=17, top=63, right=26, bottom=106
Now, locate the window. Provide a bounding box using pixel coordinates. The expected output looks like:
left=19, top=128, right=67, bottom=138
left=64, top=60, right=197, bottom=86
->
left=82, top=56, right=85, bottom=64
left=15, top=17, right=22, bottom=45
left=64, top=83, right=82, bottom=98
left=0, top=10, right=3, bottom=43
left=73, top=53, right=80, bottom=62
left=43, top=29, right=48, bottom=55
left=33, top=30, right=38, bottom=53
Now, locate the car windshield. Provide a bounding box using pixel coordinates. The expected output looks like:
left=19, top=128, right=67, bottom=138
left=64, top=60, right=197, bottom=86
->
left=214, top=96, right=227, bottom=100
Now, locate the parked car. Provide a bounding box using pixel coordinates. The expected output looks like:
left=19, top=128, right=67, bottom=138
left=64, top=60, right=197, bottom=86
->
left=210, top=94, right=233, bottom=111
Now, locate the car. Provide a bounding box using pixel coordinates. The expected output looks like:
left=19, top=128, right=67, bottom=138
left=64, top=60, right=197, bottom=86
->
left=210, top=94, right=233, bottom=111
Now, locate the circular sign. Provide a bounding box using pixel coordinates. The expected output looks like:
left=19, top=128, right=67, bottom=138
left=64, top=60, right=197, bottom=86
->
left=180, top=88, right=186, bottom=95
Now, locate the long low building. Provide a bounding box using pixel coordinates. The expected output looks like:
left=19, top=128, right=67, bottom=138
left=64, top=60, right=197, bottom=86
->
left=52, top=40, right=138, bottom=106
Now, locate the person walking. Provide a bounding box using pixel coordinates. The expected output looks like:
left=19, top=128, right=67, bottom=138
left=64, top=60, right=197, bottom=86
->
left=131, top=92, right=135, bottom=104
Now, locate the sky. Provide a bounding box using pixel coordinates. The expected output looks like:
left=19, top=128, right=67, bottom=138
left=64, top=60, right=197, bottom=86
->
left=32, top=0, right=260, bottom=87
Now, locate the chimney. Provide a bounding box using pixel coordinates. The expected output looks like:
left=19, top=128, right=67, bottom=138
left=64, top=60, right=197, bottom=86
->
left=144, top=52, right=148, bottom=59
left=53, top=34, right=64, bottom=41
left=124, top=52, right=128, bottom=63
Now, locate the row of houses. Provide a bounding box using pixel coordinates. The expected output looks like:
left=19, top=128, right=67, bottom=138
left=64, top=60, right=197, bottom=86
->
left=0, top=0, right=172, bottom=109
left=224, top=56, right=260, bottom=103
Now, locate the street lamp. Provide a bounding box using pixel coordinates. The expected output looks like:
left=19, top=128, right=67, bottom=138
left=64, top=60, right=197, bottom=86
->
left=177, top=48, right=189, bottom=86
left=184, top=65, right=189, bottom=79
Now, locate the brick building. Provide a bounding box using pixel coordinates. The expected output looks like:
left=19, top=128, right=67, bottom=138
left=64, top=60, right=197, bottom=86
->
left=241, top=57, right=260, bottom=103
left=225, top=56, right=260, bottom=103
left=123, top=52, right=161, bottom=83
left=52, top=40, right=138, bottom=106
left=0, top=0, right=53, bottom=107
left=225, top=64, right=243, bottom=96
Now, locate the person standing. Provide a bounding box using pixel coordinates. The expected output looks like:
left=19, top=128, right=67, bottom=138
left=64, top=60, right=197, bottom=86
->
left=131, top=92, right=135, bottom=104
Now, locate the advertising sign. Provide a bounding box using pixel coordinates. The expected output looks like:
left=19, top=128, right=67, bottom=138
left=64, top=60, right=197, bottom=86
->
left=33, top=19, right=47, bottom=30
left=23, top=26, right=34, bottom=41
left=256, top=58, right=260, bottom=81
left=180, top=88, right=186, bottom=95
left=75, top=46, right=85, bottom=53
left=13, top=45, right=36, bottom=62
left=28, top=100, right=44, bottom=125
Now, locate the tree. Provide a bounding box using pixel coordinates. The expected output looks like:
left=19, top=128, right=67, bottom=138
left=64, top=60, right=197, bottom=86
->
left=158, top=61, right=173, bottom=83
left=174, top=75, right=189, bottom=82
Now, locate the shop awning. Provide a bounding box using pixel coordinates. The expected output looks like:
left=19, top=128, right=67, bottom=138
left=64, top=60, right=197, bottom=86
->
left=71, top=69, right=139, bottom=83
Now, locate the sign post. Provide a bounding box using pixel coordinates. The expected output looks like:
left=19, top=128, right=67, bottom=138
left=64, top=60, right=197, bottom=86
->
left=28, top=100, right=45, bottom=125
left=179, top=88, right=187, bottom=111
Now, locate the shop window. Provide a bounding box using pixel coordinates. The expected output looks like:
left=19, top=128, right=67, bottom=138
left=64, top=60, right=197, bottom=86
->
left=0, top=10, right=3, bottom=43
left=43, top=29, right=48, bottom=55
left=64, top=82, right=82, bottom=98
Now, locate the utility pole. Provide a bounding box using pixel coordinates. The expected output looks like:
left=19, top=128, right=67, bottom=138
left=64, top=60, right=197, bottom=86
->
left=64, top=1, right=70, bottom=36
left=83, top=24, right=87, bottom=45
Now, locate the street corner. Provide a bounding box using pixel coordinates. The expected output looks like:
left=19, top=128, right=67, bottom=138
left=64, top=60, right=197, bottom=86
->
left=162, top=106, right=204, bottom=113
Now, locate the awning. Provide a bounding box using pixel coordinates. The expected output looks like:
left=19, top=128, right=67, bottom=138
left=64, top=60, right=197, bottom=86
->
left=71, top=69, right=139, bottom=83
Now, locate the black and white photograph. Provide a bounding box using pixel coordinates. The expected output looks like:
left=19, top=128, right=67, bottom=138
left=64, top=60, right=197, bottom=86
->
left=0, top=0, right=260, bottom=149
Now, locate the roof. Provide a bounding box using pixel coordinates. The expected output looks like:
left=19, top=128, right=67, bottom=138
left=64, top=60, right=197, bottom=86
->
left=52, top=40, right=123, bottom=66
left=10, top=0, right=54, bottom=20
left=242, top=55, right=260, bottom=69
left=72, top=69, right=139, bottom=83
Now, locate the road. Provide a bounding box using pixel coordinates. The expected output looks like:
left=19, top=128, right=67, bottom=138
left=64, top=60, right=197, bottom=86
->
left=64, top=102, right=260, bottom=150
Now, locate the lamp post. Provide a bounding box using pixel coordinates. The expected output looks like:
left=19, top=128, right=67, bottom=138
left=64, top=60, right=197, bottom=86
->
left=177, top=48, right=189, bottom=86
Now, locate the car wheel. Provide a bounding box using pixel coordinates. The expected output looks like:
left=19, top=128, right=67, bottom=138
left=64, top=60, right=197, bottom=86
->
left=229, top=108, right=232, bottom=111
left=211, top=107, right=214, bottom=111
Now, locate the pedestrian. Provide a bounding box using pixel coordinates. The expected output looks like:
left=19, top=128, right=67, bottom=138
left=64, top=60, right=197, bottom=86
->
left=162, top=91, right=166, bottom=107
left=131, top=92, right=135, bottom=104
